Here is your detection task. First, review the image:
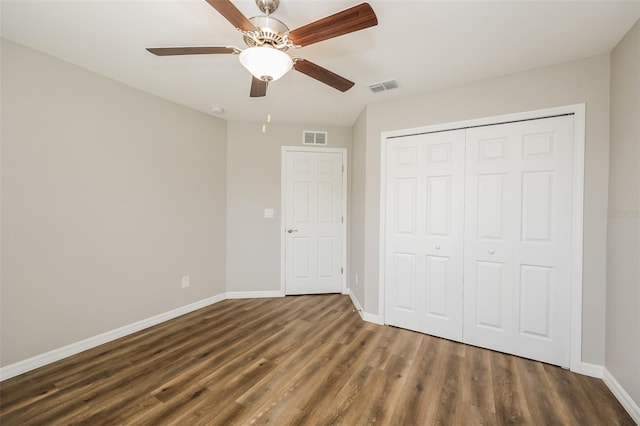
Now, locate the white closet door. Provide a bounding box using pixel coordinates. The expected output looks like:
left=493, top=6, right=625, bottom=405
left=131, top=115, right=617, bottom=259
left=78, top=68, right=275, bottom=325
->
left=384, top=130, right=465, bottom=341
left=463, top=116, right=574, bottom=367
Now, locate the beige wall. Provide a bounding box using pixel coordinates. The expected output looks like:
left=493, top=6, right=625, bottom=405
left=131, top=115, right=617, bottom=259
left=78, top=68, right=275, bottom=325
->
left=225, top=121, right=352, bottom=293
left=349, top=109, right=367, bottom=305
left=0, top=40, right=228, bottom=366
left=607, top=20, right=640, bottom=406
left=352, top=54, right=611, bottom=365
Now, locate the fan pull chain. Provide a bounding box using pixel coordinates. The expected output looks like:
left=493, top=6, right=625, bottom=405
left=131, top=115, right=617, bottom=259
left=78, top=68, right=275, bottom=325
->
left=262, top=114, right=272, bottom=134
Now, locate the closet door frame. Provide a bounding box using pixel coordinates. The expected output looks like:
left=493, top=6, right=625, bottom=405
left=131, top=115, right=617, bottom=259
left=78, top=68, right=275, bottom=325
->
left=379, top=103, right=586, bottom=373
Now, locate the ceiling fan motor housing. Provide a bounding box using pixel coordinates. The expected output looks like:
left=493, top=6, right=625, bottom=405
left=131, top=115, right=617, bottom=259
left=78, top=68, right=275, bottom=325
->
left=243, top=16, right=290, bottom=50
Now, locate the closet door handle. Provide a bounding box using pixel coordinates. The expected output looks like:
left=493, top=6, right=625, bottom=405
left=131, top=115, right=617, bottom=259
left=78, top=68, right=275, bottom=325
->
left=287, top=229, right=298, bottom=234
left=488, top=249, right=495, bottom=255
left=435, top=245, right=441, bottom=250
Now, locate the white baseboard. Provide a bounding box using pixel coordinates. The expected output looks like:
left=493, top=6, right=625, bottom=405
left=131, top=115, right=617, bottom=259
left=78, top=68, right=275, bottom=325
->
left=362, top=312, right=384, bottom=325
left=0, top=293, right=233, bottom=382
left=603, top=368, right=640, bottom=424
left=347, top=289, right=364, bottom=316
left=573, top=361, right=605, bottom=378
left=574, top=363, right=640, bottom=423
left=347, top=290, right=384, bottom=325
left=226, top=290, right=284, bottom=299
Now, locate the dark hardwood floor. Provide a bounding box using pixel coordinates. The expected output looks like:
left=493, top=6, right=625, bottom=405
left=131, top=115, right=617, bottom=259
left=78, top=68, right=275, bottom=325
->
left=0, top=294, right=634, bottom=425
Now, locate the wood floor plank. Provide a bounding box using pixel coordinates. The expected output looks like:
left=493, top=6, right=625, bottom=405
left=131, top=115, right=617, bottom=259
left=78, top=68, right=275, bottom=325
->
left=463, top=344, right=497, bottom=424
left=234, top=308, right=355, bottom=410
left=150, top=357, right=276, bottom=426
left=333, top=328, right=424, bottom=425
left=0, top=294, right=634, bottom=425
left=490, top=350, right=534, bottom=424
left=540, top=362, right=602, bottom=425
left=240, top=339, right=352, bottom=424
left=285, top=328, right=382, bottom=424
left=516, top=356, right=566, bottom=425
left=573, top=372, right=637, bottom=426
left=430, top=340, right=466, bottom=425
left=381, top=335, right=438, bottom=425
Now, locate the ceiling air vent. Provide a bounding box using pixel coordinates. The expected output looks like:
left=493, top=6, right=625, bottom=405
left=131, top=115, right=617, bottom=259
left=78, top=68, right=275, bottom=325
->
left=303, top=130, right=328, bottom=146
left=368, top=79, right=400, bottom=93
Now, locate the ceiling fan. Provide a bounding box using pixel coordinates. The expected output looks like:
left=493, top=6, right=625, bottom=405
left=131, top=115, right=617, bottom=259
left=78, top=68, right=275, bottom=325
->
left=146, top=0, right=378, bottom=97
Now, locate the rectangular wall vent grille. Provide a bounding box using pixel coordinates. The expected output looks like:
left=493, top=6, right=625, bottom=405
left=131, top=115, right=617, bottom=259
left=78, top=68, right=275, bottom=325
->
left=368, top=79, right=400, bottom=93
left=303, top=131, right=328, bottom=146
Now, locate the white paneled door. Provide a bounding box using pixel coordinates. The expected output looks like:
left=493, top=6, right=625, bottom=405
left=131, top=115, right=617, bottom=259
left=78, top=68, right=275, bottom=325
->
left=383, top=115, right=575, bottom=367
left=284, top=150, right=344, bottom=295
left=463, top=116, right=574, bottom=367
left=384, top=130, right=466, bottom=341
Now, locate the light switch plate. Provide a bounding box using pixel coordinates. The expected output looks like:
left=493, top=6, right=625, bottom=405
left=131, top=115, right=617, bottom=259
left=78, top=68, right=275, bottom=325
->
left=264, top=208, right=274, bottom=218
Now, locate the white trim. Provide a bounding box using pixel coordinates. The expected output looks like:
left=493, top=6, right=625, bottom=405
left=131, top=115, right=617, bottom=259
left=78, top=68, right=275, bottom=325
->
left=381, top=104, right=585, bottom=139
left=574, top=362, right=605, bottom=378
left=569, top=103, right=586, bottom=373
left=348, top=289, right=364, bottom=320
left=603, top=368, right=640, bottom=423
left=378, top=104, right=586, bottom=372
left=226, top=290, right=284, bottom=299
left=348, top=290, right=384, bottom=324
left=341, top=151, right=348, bottom=294
left=281, top=146, right=346, bottom=153
left=378, top=131, right=388, bottom=329
left=280, top=146, right=348, bottom=295
left=362, top=312, right=384, bottom=325
left=280, top=149, right=287, bottom=295
left=0, top=293, right=226, bottom=381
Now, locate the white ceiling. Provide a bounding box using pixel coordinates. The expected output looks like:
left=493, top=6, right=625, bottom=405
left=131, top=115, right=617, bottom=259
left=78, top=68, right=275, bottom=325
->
left=2, top=0, right=638, bottom=126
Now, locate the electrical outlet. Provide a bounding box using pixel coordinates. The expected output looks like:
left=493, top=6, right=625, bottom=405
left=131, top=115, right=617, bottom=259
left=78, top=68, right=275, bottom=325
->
left=181, top=276, right=190, bottom=288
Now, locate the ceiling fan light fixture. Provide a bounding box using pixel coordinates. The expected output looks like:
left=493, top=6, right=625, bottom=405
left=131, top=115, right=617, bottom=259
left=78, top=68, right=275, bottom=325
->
left=239, top=46, right=293, bottom=82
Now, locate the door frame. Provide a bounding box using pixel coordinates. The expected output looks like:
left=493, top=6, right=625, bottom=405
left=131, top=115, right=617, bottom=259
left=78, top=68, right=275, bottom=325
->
left=379, top=104, right=585, bottom=372
left=281, top=146, right=348, bottom=295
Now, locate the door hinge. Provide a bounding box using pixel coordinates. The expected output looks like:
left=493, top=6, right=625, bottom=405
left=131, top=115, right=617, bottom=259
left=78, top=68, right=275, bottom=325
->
left=341, top=216, right=344, bottom=224
left=341, top=267, right=344, bottom=275
left=342, top=165, right=344, bottom=173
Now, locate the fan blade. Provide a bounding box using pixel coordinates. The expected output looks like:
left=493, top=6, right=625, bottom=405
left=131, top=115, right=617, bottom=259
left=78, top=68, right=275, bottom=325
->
left=288, top=3, right=377, bottom=47
left=250, top=77, right=268, bottom=97
left=205, top=0, right=255, bottom=32
left=293, top=59, right=354, bottom=92
left=146, top=46, right=238, bottom=56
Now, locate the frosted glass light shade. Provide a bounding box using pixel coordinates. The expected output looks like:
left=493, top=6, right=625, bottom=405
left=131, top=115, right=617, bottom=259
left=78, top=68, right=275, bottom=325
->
left=239, top=47, right=293, bottom=82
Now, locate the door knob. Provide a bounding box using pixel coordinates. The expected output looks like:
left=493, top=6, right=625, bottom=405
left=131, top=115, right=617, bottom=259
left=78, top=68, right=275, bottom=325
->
left=488, top=249, right=495, bottom=255
left=287, top=229, right=298, bottom=233
left=435, top=245, right=441, bottom=250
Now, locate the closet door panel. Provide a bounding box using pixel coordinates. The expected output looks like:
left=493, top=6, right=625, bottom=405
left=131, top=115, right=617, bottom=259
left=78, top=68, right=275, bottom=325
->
left=384, top=130, right=465, bottom=341
left=463, top=115, right=574, bottom=367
